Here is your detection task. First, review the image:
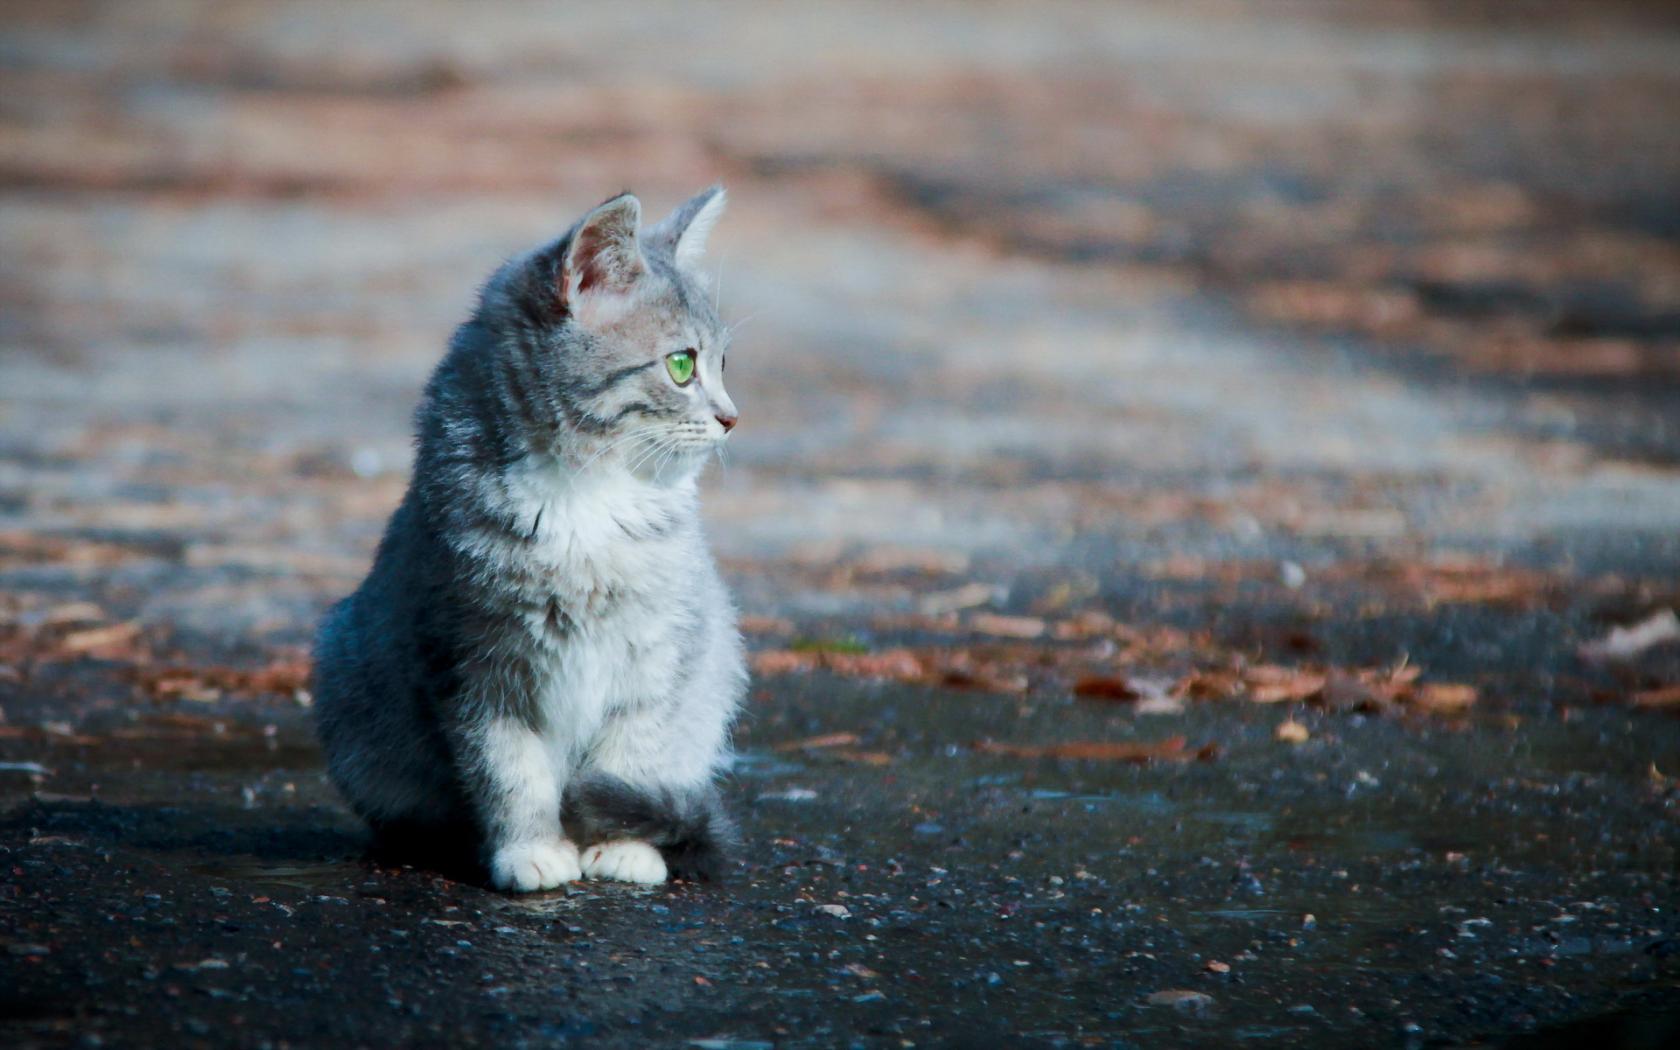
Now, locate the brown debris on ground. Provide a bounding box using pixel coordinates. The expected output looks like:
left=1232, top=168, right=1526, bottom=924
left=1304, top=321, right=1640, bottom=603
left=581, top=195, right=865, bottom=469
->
left=972, top=736, right=1217, bottom=764
left=751, top=612, right=1484, bottom=720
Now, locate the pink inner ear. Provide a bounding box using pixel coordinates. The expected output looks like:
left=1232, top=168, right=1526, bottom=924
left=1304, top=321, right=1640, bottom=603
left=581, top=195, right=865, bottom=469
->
left=572, top=225, right=617, bottom=295
left=560, top=220, right=642, bottom=313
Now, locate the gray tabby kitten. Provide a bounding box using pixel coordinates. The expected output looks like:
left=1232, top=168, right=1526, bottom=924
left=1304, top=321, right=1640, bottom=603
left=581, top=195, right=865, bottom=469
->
left=312, top=188, right=745, bottom=891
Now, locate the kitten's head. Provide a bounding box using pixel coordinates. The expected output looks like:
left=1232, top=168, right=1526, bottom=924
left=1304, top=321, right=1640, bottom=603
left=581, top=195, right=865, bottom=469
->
left=507, top=187, right=736, bottom=480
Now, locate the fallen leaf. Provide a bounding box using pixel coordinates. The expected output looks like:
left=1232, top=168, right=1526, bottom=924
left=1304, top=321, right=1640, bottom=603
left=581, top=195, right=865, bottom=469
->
left=57, top=621, right=141, bottom=653
left=1410, top=683, right=1478, bottom=713
left=1050, top=610, right=1118, bottom=640
left=938, top=666, right=1029, bottom=693
left=1275, top=719, right=1310, bottom=744
left=752, top=650, right=817, bottom=675
left=137, top=657, right=311, bottom=702
left=918, top=583, right=998, bottom=615
left=825, top=650, right=924, bottom=679
left=1133, top=693, right=1187, bottom=716
left=1578, top=609, right=1680, bottom=662
left=1244, top=665, right=1326, bottom=704
left=973, top=736, right=1215, bottom=763
left=1175, top=669, right=1242, bottom=700
left=38, top=602, right=106, bottom=627
left=1072, top=675, right=1139, bottom=701
left=738, top=615, right=794, bottom=635
left=833, top=750, right=894, bottom=766
left=751, top=647, right=923, bottom=682
left=773, top=732, right=860, bottom=752
left=1632, top=684, right=1680, bottom=709
left=968, top=613, right=1046, bottom=640
left=853, top=545, right=969, bottom=575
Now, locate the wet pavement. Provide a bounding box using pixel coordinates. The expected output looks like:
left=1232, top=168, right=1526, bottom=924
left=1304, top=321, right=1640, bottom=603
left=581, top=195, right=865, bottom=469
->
left=3, top=1, right=1680, bottom=1046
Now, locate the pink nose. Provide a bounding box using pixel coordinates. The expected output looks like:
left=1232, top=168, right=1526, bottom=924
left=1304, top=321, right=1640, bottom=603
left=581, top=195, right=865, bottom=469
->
left=715, top=412, right=738, bottom=432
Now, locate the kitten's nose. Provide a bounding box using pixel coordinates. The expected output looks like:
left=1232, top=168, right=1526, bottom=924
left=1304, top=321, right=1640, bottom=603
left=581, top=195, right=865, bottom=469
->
left=715, top=412, right=738, bottom=432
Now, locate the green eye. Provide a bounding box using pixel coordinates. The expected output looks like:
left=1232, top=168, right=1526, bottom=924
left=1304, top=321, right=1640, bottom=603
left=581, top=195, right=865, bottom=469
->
left=666, top=349, right=696, bottom=386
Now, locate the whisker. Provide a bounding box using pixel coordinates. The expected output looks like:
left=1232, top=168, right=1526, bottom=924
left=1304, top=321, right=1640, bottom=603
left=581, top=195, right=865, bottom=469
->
left=565, top=426, right=666, bottom=489
left=575, top=428, right=660, bottom=472
left=626, top=434, right=676, bottom=476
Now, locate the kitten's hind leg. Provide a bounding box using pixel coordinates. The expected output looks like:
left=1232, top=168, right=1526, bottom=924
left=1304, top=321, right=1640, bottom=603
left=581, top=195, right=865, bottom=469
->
left=579, top=840, right=667, bottom=884
left=565, top=775, right=738, bottom=882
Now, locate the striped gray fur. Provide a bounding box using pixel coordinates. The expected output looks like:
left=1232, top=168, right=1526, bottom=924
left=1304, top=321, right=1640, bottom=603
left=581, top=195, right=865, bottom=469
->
left=312, top=187, right=746, bottom=891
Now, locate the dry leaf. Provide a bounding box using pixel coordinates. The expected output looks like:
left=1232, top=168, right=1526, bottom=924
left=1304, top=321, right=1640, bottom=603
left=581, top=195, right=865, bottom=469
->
left=918, top=583, right=997, bottom=615
left=751, top=647, right=923, bottom=682
left=38, top=602, right=106, bottom=627
left=1578, top=609, right=1680, bottom=663
left=1072, top=675, right=1139, bottom=701
left=974, top=736, right=1215, bottom=763
left=1175, top=670, right=1242, bottom=700
left=968, top=613, right=1046, bottom=640
left=1275, top=719, right=1310, bottom=743
left=773, top=732, right=860, bottom=752
left=833, top=750, right=894, bottom=766
left=1632, top=684, right=1680, bottom=709
left=1133, top=693, right=1187, bottom=715
left=1050, top=610, right=1117, bottom=640
left=739, top=615, right=794, bottom=636
left=825, top=650, right=925, bottom=679
left=752, top=650, right=816, bottom=675
left=1244, top=665, right=1326, bottom=704
left=1410, top=682, right=1478, bottom=713
left=853, top=545, right=968, bottom=575
left=137, top=657, right=311, bottom=702
left=57, top=621, right=141, bottom=654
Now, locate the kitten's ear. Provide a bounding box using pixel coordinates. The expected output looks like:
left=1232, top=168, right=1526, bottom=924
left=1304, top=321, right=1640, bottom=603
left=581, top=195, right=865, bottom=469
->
left=648, top=185, right=726, bottom=271
left=560, top=193, right=645, bottom=313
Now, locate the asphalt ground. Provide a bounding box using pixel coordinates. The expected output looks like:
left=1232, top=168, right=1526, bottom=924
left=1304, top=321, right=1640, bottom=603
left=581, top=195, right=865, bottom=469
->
left=3, top=2, right=1679, bottom=1046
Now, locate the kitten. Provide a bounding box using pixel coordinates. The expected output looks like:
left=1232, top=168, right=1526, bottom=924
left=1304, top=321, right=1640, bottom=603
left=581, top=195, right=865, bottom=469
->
left=311, top=187, right=746, bottom=891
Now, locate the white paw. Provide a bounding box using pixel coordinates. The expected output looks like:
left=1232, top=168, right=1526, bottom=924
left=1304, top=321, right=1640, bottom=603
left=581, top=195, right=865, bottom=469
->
left=580, top=840, right=668, bottom=884
left=489, top=839, right=581, bottom=893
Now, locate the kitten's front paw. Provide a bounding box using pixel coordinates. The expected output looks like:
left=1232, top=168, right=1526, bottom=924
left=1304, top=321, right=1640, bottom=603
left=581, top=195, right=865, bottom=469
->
left=489, top=839, right=581, bottom=893
left=581, top=840, right=668, bottom=884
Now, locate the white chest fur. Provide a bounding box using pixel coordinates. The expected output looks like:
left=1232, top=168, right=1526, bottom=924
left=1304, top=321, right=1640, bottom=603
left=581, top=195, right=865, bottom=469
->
left=495, top=455, right=705, bottom=757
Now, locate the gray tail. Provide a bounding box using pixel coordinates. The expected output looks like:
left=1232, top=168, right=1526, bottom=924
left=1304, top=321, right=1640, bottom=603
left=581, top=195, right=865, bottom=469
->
left=563, top=775, right=738, bottom=882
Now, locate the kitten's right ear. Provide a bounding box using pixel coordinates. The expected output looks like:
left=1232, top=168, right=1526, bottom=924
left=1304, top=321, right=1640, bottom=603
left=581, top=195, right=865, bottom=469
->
left=559, top=193, right=645, bottom=315
left=648, top=185, right=727, bottom=271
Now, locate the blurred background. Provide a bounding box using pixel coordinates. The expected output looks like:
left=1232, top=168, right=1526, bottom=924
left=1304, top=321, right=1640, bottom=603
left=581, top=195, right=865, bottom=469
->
left=2, top=0, right=1677, bottom=691
left=5, top=3, right=1680, bottom=1044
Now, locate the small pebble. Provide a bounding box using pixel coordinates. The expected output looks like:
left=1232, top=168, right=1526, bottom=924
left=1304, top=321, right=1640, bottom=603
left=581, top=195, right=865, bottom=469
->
left=1275, top=719, right=1310, bottom=744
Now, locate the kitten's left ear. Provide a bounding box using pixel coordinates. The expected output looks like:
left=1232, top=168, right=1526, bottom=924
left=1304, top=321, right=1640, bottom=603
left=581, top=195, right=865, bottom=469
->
left=560, top=192, right=646, bottom=314
left=648, top=185, right=727, bottom=271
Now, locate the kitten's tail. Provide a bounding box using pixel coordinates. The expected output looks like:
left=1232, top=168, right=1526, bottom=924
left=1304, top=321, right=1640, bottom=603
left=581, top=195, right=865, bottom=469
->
left=563, top=775, right=738, bottom=882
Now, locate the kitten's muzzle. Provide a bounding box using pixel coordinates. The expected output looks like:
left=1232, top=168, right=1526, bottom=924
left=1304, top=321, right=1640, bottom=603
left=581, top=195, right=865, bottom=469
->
left=714, top=412, right=738, bottom=433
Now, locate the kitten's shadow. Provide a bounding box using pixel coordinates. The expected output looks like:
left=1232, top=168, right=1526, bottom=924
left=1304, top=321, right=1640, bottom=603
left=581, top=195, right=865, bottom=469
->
left=1, top=797, right=481, bottom=885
